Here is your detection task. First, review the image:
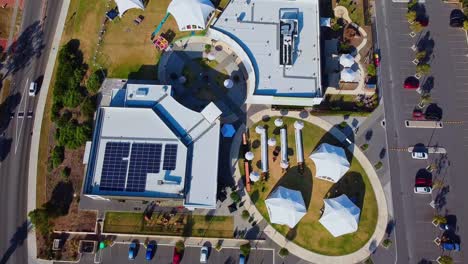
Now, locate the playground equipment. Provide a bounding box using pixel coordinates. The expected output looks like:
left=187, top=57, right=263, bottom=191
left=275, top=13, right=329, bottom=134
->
left=151, top=12, right=171, bottom=40
left=153, top=35, right=169, bottom=51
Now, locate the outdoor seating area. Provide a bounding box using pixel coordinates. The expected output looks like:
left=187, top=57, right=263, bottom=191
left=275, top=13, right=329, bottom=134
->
left=242, top=116, right=378, bottom=255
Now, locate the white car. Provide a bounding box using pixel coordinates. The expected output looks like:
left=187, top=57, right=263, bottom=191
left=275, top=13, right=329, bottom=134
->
left=200, top=246, right=208, bottom=263
left=412, top=151, right=428, bottom=160
left=414, top=186, right=432, bottom=194
left=28, top=82, right=37, bottom=96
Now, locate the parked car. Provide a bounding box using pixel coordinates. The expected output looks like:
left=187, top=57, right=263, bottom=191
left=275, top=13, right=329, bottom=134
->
left=442, top=242, right=461, bottom=251
left=425, top=111, right=441, bottom=121
left=28, top=82, right=37, bottom=96
left=146, top=243, right=155, bottom=261
left=200, top=246, right=209, bottom=263
left=412, top=151, right=428, bottom=160
left=173, top=248, right=182, bottom=264
left=439, top=223, right=455, bottom=231
left=414, top=186, right=432, bottom=194
left=373, top=52, right=380, bottom=67
left=412, top=109, right=424, bottom=120
left=449, top=9, right=465, bottom=27
left=128, top=242, right=137, bottom=260
left=417, top=18, right=429, bottom=27
left=404, top=77, right=419, bottom=89
left=415, top=177, right=432, bottom=186
left=239, top=254, right=246, bottom=264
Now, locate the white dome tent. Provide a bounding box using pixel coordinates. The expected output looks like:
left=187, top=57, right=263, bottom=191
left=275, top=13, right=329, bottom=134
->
left=265, top=186, right=307, bottom=228
left=319, top=194, right=360, bottom=237
left=340, top=68, right=360, bottom=82
left=114, top=0, right=144, bottom=17
left=167, top=0, right=215, bottom=31
left=339, top=53, right=355, bottom=68
left=309, top=143, right=350, bottom=183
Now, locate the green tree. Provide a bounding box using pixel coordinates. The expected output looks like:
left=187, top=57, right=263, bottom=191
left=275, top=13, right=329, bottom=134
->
left=418, top=93, right=432, bottom=108
left=62, top=88, right=84, bottom=108
left=81, top=97, right=97, bottom=120
left=51, top=146, right=65, bottom=168
left=416, top=63, right=431, bottom=76
left=230, top=191, right=241, bottom=203
left=433, top=215, right=447, bottom=225
left=279, top=248, right=289, bottom=257
left=415, top=50, right=427, bottom=61
left=438, top=255, right=453, bottom=264
left=86, top=72, right=103, bottom=94
left=406, top=11, right=417, bottom=23
left=175, top=240, right=185, bottom=254
left=410, top=21, right=423, bottom=33
left=240, top=242, right=251, bottom=257
left=29, top=208, right=51, bottom=235
left=407, top=0, right=418, bottom=10
left=57, top=122, right=91, bottom=149
left=367, top=64, right=376, bottom=77
left=464, top=20, right=468, bottom=31
left=241, top=210, right=250, bottom=220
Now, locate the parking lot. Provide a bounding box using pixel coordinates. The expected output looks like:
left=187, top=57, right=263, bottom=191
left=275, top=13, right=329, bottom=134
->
left=98, top=242, right=275, bottom=264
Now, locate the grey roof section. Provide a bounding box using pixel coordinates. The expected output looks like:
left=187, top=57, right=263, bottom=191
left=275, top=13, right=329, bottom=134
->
left=83, top=82, right=221, bottom=209
left=214, top=0, right=322, bottom=100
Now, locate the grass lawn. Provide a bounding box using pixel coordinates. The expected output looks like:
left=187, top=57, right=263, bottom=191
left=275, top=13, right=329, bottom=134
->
left=0, top=8, right=14, bottom=39
left=246, top=117, right=378, bottom=256
left=104, top=211, right=234, bottom=238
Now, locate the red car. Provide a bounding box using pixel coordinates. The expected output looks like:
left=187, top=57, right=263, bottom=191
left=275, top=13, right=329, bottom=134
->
left=173, top=248, right=182, bottom=264
left=412, top=109, right=424, bottom=120
left=415, top=177, right=432, bottom=186
left=417, top=18, right=429, bottom=27
left=373, top=53, right=380, bottom=67
left=404, top=77, right=420, bottom=89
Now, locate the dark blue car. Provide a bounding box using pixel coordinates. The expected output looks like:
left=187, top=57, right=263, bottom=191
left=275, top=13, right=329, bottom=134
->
left=146, top=243, right=156, bottom=260
left=442, top=242, right=461, bottom=251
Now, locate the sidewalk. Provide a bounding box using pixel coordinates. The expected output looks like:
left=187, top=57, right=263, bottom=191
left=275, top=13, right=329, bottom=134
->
left=26, top=0, right=71, bottom=263
left=230, top=106, right=388, bottom=264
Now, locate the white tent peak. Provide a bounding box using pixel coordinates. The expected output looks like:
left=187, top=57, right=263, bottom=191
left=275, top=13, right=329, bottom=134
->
left=265, top=186, right=307, bottom=228
left=309, top=143, right=350, bottom=183
left=339, top=53, right=355, bottom=68
left=319, top=194, right=360, bottom=237
left=114, top=0, right=144, bottom=17
left=167, top=0, right=215, bottom=31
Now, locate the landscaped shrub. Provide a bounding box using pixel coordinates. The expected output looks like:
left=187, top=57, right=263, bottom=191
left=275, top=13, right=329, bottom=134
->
left=56, top=122, right=91, bottom=149
left=382, top=238, right=392, bottom=248
left=360, top=144, right=369, bottom=151
left=28, top=208, right=52, bottom=235
left=374, top=161, right=383, bottom=170
left=86, top=71, right=103, bottom=94
left=230, top=191, right=241, bottom=203
left=81, top=97, right=97, bottom=120
left=204, top=44, right=212, bottom=53
left=438, top=255, right=453, bottom=264
left=241, top=210, right=250, bottom=220
left=279, top=247, right=289, bottom=257
left=62, top=88, right=84, bottom=108
left=240, top=242, right=251, bottom=256
left=51, top=146, right=65, bottom=168
left=367, top=64, right=376, bottom=77
left=175, top=240, right=185, bottom=253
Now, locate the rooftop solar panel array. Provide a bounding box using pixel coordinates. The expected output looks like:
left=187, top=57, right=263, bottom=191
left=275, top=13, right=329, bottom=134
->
left=126, top=143, right=162, bottom=192
left=99, top=142, right=130, bottom=191
left=163, top=144, right=178, bottom=170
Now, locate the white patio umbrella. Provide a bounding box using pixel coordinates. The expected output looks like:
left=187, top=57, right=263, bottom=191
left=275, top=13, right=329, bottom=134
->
left=280, top=160, right=289, bottom=169
left=267, top=137, right=277, bottom=147
left=207, top=52, right=216, bottom=61
left=274, top=118, right=284, bottom=127
left=245, top=151, right=254, bottom=161
left=339, top=53, right=355, bottom=68
left=255, top=125, right=265, bottom=134
left=341, top=68, right=359, bottom=82
left=223, top=79, right=234, bottom=89
left=294, top=120, right=304, bottom=130
left=249, top=171, right=260, bottom=182
left=178, top=76, right=186, bottom=84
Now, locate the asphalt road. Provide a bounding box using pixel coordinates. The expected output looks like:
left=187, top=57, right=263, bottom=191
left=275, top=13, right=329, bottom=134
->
left=376, top=0, right=468, bottom=263
left=0, top=1, right=63, bottom=263
left=97, top=243, right=274, bottom=264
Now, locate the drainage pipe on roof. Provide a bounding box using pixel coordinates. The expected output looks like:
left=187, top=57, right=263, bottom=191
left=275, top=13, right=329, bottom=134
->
left=280, top=128, right=288, bottom=163
left=294, top=121, right=304, bottom=164
left=255, top=125, right=268, bottom=173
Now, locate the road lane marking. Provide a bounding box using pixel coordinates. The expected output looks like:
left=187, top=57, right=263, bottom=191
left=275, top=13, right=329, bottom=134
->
left=15, top=78, right=29, bottom=154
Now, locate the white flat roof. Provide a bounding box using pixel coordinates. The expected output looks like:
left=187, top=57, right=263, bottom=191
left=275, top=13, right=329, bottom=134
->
left=214, top=0, right=322, bottom=99
left=85, top=83, right=221, bottom=209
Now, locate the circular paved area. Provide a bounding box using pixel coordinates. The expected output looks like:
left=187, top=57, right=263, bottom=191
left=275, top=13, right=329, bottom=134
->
left=158, top=36, right=247, bottom=121
left=229, top=108, right=388, bottom=264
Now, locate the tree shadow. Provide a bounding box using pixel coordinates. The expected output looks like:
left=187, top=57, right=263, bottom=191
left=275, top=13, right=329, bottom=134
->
left=244, top=225, right=261, bottom=239
left=0, top=137, right=12, bottom=162
left=269, top=165, right=313, bottom=209
left=425, top=104, right=443, bottom=121
left=250, top=190, right=259, bottom=204
left=286, top=227, right=297, bottom=241
left=325, top=172, right=365, bottom=210
left=44, top=181, right=74, bottom=217
left=385, top=219, right=395, bottom=237
left=421, top=76, right=434, bottom=93
left=128, top=64, right=158, bottom=80
left=365, top=130, right=373, bottom=141
left=0, top=92, right=21, bottom=132
left=435, top=185, right=450, bottom=211
left=0, top=221, right=29, bottom=264
left=417, top=31, right=435, bottom=62
left=3, top=21, right=45, bottom=77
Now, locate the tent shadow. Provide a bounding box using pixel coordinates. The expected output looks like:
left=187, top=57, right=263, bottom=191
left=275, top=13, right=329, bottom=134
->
left=324, top=172, right=365, bottom=211
left=268, top=165, right=313, bottom=209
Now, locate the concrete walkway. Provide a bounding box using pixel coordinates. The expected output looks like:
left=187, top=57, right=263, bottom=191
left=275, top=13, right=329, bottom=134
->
left=27, top=0, right=72, bottom=263
left=229, top=107, right=388, bottom=264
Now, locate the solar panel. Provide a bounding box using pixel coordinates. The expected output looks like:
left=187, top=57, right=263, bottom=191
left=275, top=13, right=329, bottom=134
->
left=163, top=144, right=178, bottom=170
left=99, top=142, right=130, bottom=191
left=126, top=143, right=162, bottom=192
